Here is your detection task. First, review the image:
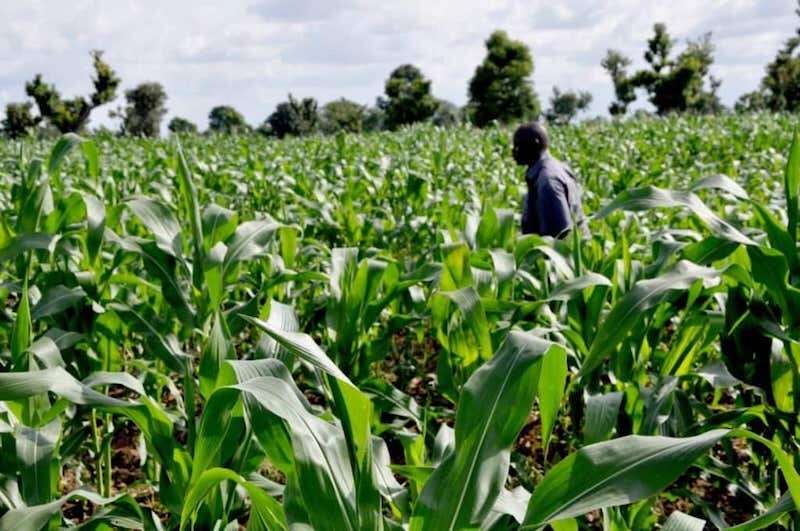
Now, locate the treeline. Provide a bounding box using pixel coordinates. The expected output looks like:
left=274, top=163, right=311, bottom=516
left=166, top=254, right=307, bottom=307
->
left=2, top=4, right=800, bottom=140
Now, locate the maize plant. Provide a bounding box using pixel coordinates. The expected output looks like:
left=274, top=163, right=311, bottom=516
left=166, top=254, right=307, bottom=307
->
left=0, top=114, right=799, bottom=530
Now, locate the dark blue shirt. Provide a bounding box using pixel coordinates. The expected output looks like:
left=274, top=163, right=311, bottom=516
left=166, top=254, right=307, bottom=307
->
left=521, top=152, right=586, bottom=237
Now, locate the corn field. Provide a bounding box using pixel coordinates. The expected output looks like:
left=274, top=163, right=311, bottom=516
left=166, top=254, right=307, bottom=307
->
left=0, top=114, right=799, bottom=530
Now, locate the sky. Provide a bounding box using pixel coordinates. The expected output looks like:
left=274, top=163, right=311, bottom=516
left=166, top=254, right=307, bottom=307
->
left=0, top=0, right=797, bottom=130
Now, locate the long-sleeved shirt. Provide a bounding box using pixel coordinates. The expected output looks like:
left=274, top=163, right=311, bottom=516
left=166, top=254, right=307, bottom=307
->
left=521, top=152, right=587, bottom=238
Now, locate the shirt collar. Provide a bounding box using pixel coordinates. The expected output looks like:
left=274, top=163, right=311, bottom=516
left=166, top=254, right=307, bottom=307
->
left=526, top=150, right=550, bottom=184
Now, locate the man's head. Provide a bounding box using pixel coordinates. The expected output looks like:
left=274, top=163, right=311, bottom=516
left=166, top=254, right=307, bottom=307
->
left=512, top=122, right=549, bottom=166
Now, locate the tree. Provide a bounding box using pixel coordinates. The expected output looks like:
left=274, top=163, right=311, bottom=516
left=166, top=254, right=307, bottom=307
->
left=168, top=117, right=198, bottom=134
left=116, top=82, right=168, bottom=137
left=467, top=30, right=540, bottom=127
left=603, top=24, right=722, bottom=116
left=1, top=102, right=39, bottom=139
left=601, top=50, right=636, bottom=116
left=431, top=100, right=462, bottom=127
left=208, top=105, right=248, bottom=134
left=381, top=64, right=438, bottom=130
left=267, top=94, right=319, bottom=138
left=320, top=98, right=365, bottom=134
left=736, top=1, right=800, bottom=112
left=545, top=88, right=593, bottom=124
left=25, top=50, right=120, bottom=133
left=362, top=106, right=386, bottom=132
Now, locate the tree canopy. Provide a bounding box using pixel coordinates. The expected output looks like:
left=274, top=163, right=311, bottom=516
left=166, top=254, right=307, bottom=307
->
left=24, top=50, right=120, bottom=133
left=1, top=102, right=39, bottom=139
left=267, top=95, right=319, bottom=138
left=604, top=24, right=721, bottom=116
left=208, top=105, right=249, bottom=134
left=381, top=64, right=438, bottom=130
left=545, top=88, right=593, bottom=124
left=168, top=117, right=198, bottom=134
left=468, top=30, right=540, bottom=127
left=320, top=98, right=365, bottom=134
left=116, top=82, right=168, bottom=137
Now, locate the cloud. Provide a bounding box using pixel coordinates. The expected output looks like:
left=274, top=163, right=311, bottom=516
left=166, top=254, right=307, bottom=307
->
left=0, top=0, right=796, bottom=129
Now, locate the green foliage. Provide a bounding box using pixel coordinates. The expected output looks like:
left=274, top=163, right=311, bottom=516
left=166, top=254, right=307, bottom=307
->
left=1, top=102, right=39, bottom=139
left=545, top=87, right=593, bottom=124
left=381, top=64, right=438, bottom=130
left=468, top=30, right=540, bottom=127
left=601, top=50, right=636, bottom=116
left=208, top=105, right=249, bottom=134
left=24, top=50, right=120, bottom=133
left=604, top=24, right=722, bottom=115
left=320, top=98, right=365, bottom=134
left=116, top=82, right=168, bottom=137
left=362, top=106, right=386, bottom=132
left=267, top=94, right=319, bottom=138
left=1, top=115, right=800, bottom=529
left=168, top=116, right=199, bottom=134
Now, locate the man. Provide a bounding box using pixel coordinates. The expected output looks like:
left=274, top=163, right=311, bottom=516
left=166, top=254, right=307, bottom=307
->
left=513, top=122, right=587, bottom=238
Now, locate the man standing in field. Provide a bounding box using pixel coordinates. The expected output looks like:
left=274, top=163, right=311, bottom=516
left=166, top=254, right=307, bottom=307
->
left=513, top=122, right=587, bottom=238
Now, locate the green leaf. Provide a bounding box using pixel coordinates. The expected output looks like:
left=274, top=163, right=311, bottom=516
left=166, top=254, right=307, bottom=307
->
left=583, top=260, right=720, bottom=375
left=175, top=140, right=205, bottom=290
left=690, top=174, right=748, bottom=199
left=0, top=233, right=54, bottom=263
left=180, top=468, right=286, bottom=531
left=198, top=311, right=232, bottom=399
left=82, top=193, right=105, bottom=264
left=410, top=331, right=559, bottom=530
left=0, top=489, right=145, bottom=531
left=223, top=219, right=279, bottom=274
left=595, top=185, right=753, bottom=245
left=522, top=430, right=729, bottom=527
left=548, top=272, right=611, bottom=301
left=202, top=204, right=238, bottom=249
left=538, top=345, right=568, bottom=454
left=11, top=277, right=32, bottom=366
left=47, top=133, right=83, bottom=178
left=31, top=285, right=86, bottom=320
left=0, top=367, right=174, bottom=466
left=784, top=129, right=800, bottom=241
left=127, top=198, right=183, bottom=257
left=15, top=419, right=61, bottom=506
left=243, top=316, right=350, bottom=382
left=584, top=392, right=623, bottom=444
left=80, top=137, right=99, bottom=180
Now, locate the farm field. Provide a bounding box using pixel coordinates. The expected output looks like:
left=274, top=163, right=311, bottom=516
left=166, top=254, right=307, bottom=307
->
left=0, top=113, right=799, bottom=530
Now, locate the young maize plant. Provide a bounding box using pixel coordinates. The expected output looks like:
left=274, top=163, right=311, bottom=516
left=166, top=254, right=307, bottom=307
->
left=0, top=114, right=798, bottom=530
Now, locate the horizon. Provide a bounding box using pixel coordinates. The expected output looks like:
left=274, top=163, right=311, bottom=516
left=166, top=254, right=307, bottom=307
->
left=1, top=1, right=796, bottom=130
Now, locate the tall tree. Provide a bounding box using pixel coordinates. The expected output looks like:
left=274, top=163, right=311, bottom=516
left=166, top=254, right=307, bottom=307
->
left=1, top=102, right=39, bottom=139
left=381, top=64, right=438, bottom=130
left=604, top=24, right=721, bottom=116
left=116, top=82, right=168, bottom=137
left=168, top=117, right=198, bottom=134
left=267, top=94, right=319, bottom=138
left=545, top=87, right=593, bottom=124
left=468, top=30, right=539, bottom=127
left=737, top=1, right=800, bottom=112
left=601, top=51, right=636, bottom=116
left=25, top=50, right=120, bottom=133
left=320, top=98, right=365, bottom=134
left=208, top=105, right=248, bottom=134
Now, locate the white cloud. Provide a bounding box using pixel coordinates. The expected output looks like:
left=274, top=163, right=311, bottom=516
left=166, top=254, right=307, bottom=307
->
left=0, top=0, right=796, bottom=130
